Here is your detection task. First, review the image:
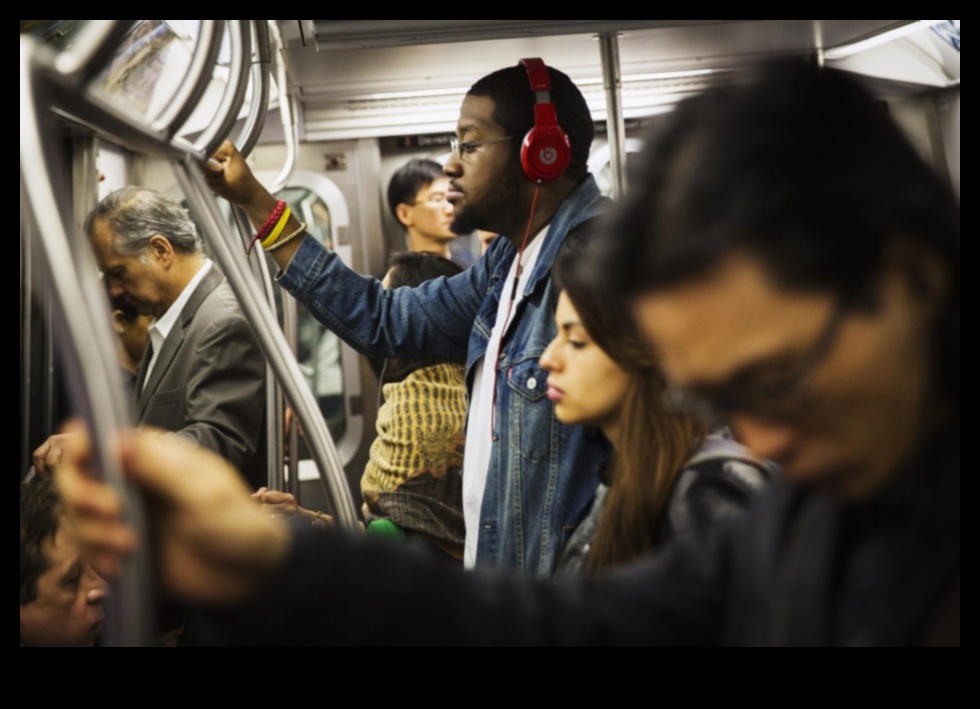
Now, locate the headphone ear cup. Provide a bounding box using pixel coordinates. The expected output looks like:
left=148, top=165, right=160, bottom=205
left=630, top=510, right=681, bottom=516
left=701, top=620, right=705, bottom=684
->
left=521, top=125, right=571, bottom=181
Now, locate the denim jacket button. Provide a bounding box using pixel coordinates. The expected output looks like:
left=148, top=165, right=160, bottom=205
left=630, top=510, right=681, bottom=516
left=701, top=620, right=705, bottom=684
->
left=527, top=376, right=538, bottom=390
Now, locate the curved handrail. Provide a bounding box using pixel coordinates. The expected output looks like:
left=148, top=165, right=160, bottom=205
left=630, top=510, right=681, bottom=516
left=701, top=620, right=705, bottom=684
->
left=230, top=205, right=284, bottom=490
left=54, top=20, right=137, bottom=86
left=195, top=20, right=252, bottom=157
left=235, top=21, right=272, bottom=159
left=174, top=162, right=358, bottom=526
left=265, top=20, right=298, bottom=194
left=21, top=37, right=154, bottom=646
left=152, top=20, right=224, bottom=139
left=25, top=18, right=357, bottom=529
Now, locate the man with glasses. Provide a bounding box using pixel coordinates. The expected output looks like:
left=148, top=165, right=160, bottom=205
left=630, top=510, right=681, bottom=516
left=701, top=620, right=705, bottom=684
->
left=602, top=60, right=960, bottom=644
left=207, top=61, right=608, bottom=576
left=387, top=158, right=458, bottom=259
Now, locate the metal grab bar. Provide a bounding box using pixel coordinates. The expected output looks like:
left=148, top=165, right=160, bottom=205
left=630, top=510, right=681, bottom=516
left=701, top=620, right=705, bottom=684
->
left=195, top=20, right=252, bottom=158
left=31, top=19, right=357, bottom=529
left=175, top=162, right=358, bottom=527
left=235, top=21, right=271, bottom=159
left=21, top=37, right=154, bottom=647
left=598, top=31, right=627, bottom=200
left=54, top=20, right=136, bottom=86
left=281, top=295, right=300, bottom=499
left=152, top=20, right=224, bottom=139
left=229, top=206, right=285, bottom=492
left=266, top=20, right=298, bottom=194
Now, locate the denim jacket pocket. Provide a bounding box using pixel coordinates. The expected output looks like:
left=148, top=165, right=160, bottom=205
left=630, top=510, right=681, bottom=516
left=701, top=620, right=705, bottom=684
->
left=505, top=359, right=550, bottom=403
left=505, top=359, right=552, bottom=463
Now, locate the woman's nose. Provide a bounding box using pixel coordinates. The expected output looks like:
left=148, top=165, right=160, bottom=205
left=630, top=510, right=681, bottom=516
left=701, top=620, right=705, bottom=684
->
left=539, top=339, right=561, bottom=371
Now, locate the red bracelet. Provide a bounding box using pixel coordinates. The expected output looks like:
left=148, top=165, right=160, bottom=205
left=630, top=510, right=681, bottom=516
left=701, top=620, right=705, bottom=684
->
left=246, top=200, right=287, bottom=256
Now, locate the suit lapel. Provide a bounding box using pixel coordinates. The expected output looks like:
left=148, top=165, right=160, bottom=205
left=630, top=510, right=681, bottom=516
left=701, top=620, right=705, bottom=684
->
left=135, top=266, right=225, bottom=419
left=133, top=341, right=153, bottom=400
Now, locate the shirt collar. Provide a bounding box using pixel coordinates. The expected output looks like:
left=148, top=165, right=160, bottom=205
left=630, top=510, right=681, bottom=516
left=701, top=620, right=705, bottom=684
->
left=149, top=259, right=213, bottom=341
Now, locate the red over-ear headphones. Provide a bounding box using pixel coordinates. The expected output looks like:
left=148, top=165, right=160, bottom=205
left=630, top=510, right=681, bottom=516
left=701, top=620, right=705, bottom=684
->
left=519, top=58, right=571, bottom=182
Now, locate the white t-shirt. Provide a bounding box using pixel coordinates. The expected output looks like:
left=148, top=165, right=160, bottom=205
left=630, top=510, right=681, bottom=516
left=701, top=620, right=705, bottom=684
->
left=462, top=229, right=547, bottom=568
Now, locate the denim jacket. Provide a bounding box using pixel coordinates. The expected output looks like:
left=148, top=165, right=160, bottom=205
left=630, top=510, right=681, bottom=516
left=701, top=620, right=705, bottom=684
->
left=278, top=175, right=611, bottom=575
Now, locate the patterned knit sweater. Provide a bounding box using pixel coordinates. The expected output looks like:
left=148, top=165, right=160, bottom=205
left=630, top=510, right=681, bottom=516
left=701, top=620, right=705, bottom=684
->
left=360, top=362, right=467, bottom=552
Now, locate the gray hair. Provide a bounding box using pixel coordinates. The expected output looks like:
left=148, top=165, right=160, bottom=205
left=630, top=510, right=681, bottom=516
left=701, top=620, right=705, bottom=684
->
left=85, top=186, right=202, bottom=256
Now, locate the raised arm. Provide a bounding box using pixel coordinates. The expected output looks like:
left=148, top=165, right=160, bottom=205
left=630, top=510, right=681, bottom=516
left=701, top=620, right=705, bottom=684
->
left=205, top=141, right=306, bottom=270
left=204, top=141, right=484, bottom=363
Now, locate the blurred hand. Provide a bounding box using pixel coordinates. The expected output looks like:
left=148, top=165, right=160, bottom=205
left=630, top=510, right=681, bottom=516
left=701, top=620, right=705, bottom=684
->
left=204, top=140, right=272, bottom=209
left=56, top=422, right=291, bottom=606
left=252, top=487, right=300, bottom=516
left=33, top=432, right=83, bottom=475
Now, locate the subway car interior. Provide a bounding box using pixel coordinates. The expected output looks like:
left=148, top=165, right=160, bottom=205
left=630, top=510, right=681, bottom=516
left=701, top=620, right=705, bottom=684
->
left=20, top=21, right=960, bottom=645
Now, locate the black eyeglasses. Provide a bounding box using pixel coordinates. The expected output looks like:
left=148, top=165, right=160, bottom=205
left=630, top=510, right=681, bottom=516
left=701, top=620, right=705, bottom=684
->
left=665, top=301, right=849, bottom=423
left=449, top=136, right=514, bottom=161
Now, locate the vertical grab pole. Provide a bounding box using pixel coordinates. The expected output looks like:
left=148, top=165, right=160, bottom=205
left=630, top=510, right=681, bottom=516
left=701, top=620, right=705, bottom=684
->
left=281, top=296, right=301, bottom=500
left=21, top=38, right=154, bottom=646
left=598, top=31, right=628, bottom=200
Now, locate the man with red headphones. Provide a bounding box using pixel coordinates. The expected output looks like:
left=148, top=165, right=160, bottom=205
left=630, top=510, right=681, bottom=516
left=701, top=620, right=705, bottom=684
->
left=207, top=59, right=608, bottom=576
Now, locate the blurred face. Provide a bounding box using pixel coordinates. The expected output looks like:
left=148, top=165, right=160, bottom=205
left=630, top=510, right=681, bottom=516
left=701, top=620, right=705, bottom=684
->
left=633, top=253, right=939, bottom=501
left=112, top=310, right=153, bottom=369
left=540, top=291, right=631, bottom=442
left=20, top=519, right=108, bottom=647
left=90, top=219, right=169, bottom=319
left=445, top=94, right=522, bottom=236
left=402, top=177, right=456, bottom=242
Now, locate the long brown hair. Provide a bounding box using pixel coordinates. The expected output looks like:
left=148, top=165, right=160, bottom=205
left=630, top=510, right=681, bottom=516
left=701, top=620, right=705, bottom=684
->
left=554, top=235, right=707, bottom=572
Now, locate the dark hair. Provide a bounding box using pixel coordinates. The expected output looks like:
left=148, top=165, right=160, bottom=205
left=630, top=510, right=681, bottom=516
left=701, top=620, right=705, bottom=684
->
left=85, top=186, right=202, bottom=255
left=607, top=59, right=959, bottom=399
left=468, top=61, right=593, bottom=182
left=387, top=250, right=463, bottom=288
left=386, top=159, right=446, bottom=226
left=383, top=252, right=465, bottom=383
left=553, top=235, right=707, bottom=571
left=20, top=476, right=63, bottom=606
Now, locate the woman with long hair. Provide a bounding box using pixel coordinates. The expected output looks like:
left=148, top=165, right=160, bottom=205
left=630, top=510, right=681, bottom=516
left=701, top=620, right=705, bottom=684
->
left=541, top=238, right=771, bottom=574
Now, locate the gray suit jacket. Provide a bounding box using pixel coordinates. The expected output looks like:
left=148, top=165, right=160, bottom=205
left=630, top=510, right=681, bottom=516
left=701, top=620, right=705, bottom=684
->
left=135, top=266, right=267, bottom=488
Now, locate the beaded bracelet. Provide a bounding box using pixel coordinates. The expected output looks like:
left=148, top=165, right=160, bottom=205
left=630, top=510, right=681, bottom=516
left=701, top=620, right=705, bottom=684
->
left=246, top=199, right=287, bottom=256
left=265, top=222, right=308, bottom=252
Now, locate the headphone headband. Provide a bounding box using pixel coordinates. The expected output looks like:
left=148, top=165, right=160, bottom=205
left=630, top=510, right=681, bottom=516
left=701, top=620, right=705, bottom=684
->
left=519, top=58, right=571, bottom=182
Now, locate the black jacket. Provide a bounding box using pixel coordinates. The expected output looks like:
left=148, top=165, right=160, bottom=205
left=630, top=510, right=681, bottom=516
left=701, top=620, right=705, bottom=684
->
left=213, top=426, right=959, bottom=646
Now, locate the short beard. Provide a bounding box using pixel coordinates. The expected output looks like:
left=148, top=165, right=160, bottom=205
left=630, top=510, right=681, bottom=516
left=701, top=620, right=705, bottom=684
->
left=451, top=161, right=524, bottom=236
